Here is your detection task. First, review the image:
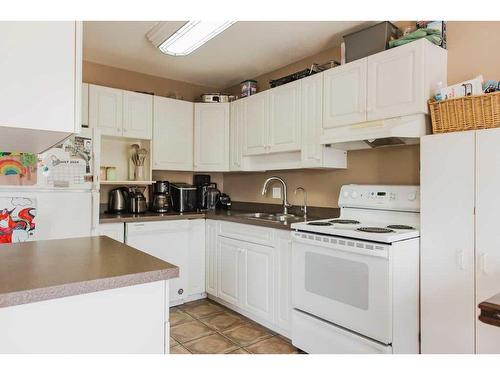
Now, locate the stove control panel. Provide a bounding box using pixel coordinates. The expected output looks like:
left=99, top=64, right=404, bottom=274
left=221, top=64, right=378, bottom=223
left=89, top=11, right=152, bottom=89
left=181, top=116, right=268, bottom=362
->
left=339, top=184, right=420, bottom=212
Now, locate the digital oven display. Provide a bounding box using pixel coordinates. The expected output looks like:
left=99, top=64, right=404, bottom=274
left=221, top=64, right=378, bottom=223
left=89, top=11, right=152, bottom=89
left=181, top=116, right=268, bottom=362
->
left=377, top=192, right=386, bottom=196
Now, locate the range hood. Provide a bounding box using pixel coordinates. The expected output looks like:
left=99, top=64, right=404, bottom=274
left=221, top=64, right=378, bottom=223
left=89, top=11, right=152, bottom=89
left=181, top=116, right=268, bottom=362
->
left=320, top=114, right=430, bottom=150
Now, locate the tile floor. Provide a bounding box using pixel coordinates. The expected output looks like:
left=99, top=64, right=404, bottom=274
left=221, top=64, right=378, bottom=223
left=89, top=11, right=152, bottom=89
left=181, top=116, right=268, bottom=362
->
left=169, top=298, right=300, bottom=354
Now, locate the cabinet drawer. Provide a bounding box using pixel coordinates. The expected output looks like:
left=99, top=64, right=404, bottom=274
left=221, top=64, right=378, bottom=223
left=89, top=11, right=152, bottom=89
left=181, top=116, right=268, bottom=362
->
left=218, top=221, right=274, bottom=246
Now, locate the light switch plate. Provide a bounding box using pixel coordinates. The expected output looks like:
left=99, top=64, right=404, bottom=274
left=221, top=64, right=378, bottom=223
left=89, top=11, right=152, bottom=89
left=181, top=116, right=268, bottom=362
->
left=272, top=187, right=282, bottom=199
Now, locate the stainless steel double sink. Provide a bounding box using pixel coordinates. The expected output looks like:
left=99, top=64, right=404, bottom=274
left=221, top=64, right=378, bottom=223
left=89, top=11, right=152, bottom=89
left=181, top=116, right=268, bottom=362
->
left=235, top=212, right=305, bottom=224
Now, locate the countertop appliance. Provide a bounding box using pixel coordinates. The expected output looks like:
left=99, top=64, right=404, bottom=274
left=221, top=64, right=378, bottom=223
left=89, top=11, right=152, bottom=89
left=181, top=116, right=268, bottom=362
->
left=151, top=181, right=170, bottom=213
left=206, top=183, right=221, bottom=211
left=219, top=193, right=231, bottom=210
left=170, top=183, right=197, bottom=213
left=129, top=187, right=147, bottom=214
left=290, top=184, right=420, bottom=354
left=193, top=174, right=211, bottom=211
left=108, top=187, right=130, bottom=213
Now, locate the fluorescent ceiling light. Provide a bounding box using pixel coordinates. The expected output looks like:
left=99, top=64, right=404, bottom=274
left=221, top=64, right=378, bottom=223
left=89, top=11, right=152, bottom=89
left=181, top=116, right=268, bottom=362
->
left=147, top=21, right=236, bottom=56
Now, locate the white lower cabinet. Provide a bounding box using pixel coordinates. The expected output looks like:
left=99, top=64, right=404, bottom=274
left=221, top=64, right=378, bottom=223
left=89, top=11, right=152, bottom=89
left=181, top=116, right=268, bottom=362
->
left=97, top=223, right=125, bottom=243
left=207, top=221, right=292, bottom=336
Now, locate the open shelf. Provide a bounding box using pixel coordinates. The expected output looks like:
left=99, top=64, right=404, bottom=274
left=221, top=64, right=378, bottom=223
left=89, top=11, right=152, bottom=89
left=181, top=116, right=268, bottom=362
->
left=100, top=180, right=155, bottom=186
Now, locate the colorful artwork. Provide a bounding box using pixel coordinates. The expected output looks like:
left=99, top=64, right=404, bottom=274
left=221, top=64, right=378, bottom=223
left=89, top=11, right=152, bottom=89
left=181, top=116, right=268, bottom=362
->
left=0, top=197, right=36, bottom=244
left=0, top=152, right=38, bottom=186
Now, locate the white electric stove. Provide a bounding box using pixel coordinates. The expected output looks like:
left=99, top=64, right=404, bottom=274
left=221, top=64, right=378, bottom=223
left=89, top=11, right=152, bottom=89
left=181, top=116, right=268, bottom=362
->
left=290, top=185, right=421, bottom=354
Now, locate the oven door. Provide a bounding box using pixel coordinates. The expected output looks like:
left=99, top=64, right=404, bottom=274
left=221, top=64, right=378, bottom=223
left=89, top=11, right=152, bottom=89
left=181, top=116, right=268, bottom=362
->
left=291, top=231, right=392, bottom=344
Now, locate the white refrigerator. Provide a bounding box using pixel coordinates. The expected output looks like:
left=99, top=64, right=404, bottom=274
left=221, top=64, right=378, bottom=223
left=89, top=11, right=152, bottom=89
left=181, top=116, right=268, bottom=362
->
left=0, top=128, right=99, bottom=243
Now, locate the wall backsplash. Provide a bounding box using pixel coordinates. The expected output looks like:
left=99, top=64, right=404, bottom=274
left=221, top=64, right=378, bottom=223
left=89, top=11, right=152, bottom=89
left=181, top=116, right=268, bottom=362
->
left=222, top=145, right=420, bottom=208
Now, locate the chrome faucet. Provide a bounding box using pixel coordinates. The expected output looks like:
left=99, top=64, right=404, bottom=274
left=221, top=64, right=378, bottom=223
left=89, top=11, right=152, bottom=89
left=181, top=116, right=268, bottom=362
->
left=294, top=187, right=308, bottom=218
left=261, top=176, right=292, bottom=215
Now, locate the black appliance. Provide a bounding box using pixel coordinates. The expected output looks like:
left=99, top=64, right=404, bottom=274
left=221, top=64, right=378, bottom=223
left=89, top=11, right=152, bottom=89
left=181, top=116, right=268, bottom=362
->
left=151, top=181, right=170, bottom=213
left=219, top=193, right=232, bottom=210
left=193, top=174, right=212, bottom=211
left=170, top=183, right=197, bottom=213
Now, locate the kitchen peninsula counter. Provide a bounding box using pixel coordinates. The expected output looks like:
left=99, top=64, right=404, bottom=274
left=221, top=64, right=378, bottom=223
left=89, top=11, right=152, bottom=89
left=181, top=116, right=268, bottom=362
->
left=0, top=236, right=178, bottom=353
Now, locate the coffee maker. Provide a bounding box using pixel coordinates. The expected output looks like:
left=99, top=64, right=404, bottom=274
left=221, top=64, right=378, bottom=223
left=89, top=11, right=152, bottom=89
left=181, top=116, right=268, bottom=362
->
left=193, top=174, right=211, bottom=211
left=151, top=181, right=170, bottom=213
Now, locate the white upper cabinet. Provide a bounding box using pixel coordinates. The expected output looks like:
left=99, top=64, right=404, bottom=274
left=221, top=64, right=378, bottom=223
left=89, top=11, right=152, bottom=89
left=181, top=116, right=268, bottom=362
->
left=153, top=96, right=193, bottom=171
left=268, top=80, right=302, bottom=153
left=0, top=21, right=82, bottom=153
left=229, top=100, right=244, bottom=171
left=301, top=73, right=324, bottom=166
left=366, top=39, right=446, bottom=121
left=82, top=83, right=89, bottom=127
left=243, top=91, right=269, bottom=156
left=89, top=85, right=123, bottom=137
left=122, top=91, right=153, bottom=139
left=89, top=84, right=152, bottom=139
left=323, top=58, right=367, bottom=128
left=194, top=103, right=230, bottom=172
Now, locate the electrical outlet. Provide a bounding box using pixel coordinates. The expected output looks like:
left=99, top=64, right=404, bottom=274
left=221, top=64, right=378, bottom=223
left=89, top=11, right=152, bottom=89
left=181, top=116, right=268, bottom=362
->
left=272, top=187, right=282, bottom=199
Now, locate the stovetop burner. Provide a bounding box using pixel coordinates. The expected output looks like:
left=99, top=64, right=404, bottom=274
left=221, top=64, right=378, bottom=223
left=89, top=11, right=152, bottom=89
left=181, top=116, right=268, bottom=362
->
left=329, top=219, right=360, bottom=224
left=357, top=227, right=395, bottom=233
left=387, top=225, right=415, bottom=230
left=307, top=222, right=333, bottom=226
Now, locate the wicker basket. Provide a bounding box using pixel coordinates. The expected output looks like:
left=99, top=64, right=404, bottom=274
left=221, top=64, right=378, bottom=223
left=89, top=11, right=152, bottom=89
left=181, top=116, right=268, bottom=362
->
left=428, top=91, right=500, bottom=133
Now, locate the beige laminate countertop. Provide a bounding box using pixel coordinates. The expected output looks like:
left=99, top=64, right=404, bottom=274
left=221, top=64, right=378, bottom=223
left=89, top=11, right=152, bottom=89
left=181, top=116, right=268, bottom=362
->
left=0, top=236, right=179, bottom=308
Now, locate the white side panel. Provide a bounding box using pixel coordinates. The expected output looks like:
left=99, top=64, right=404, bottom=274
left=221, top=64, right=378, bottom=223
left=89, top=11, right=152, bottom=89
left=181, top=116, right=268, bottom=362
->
left=205, top=220, right=218, bottom=296
left=475, top=128, right=500, bottom=354
left=0, top=281, right=166, bottom=354
left=0, top=190, right=92, bottom=241
left=188, top=219, right=206, bottom=296
left=275, top=230, right=292, bottom=335
left=82, top=83, right=89, bottom=127
left=97, top=223, right=125, bottom=243
left=420, top=131, right=475, bottom=353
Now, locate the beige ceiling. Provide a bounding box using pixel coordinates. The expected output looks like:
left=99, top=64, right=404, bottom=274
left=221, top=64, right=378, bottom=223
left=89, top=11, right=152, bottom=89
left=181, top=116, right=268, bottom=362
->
left=83, top=21, right=369, bottom=89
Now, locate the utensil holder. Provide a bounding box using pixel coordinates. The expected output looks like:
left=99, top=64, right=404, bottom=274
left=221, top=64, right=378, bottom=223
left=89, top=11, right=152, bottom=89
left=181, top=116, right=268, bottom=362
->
left=134, top=165, right=145, bottom=181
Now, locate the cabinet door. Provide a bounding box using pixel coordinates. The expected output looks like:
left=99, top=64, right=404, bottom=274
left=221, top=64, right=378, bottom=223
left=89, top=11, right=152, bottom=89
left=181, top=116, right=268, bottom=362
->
left=0, top=22, right=79, bottom=135
left=420, top=131, right=475, bottom=354
left=205, top=220, right=218, bottom=296
left=243, top=92, right=269, bottom=156
left=123, top=91, right=153, bottom=139
left=323, top=58, right=367, bottom=128
left=268, top=81, right=301, bottom=153
left=367, top=40, right=425, bottom=121
left=301, top=73, right=324, bottom=167
left=153, top=96, right=193, bottom=171
left=194, top=103, right=230, bottom=171
left=230, top=100, right=243, bottom=171
left=476, top=128, right=500, bottom=354
left=188, top=219, right=206, bottom=296
left=275, top=230, right=292, bottom=334
left=89, top=84, right=123, bottom=137
left=97, top=223, right=124, bottom=243
left=217, top=237, right=243, bottom=306
left=82, top=83, right=89, bottom=127
left=241, top=241, right=274, bottom=323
